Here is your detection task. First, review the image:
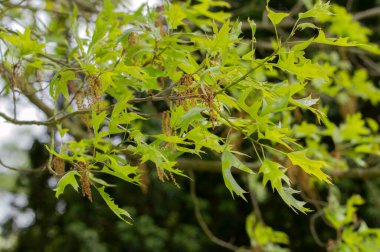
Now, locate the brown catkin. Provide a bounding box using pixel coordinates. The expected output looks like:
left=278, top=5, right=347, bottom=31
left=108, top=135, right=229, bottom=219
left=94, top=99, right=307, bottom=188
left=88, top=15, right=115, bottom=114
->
left=179, top=74, right=194, bottom=111
left=86, top=75, right=102, bottom=112
left=162, top=111, right=171, bottom=137
left=78, top=162, right=92, bottom=202
left=156, top=166, right=166, bottom=182
left=205, top=89, right=216, bottom=129
left=52, top=157, right=65, bottom=177
left=75, top=89, right=91, bottom=128
left=128, top=32, right=139, bottom=46
left=162, top=111, right=174, bottom=149
left=139, top=163, right=150, bottom=194
left=169, top=172, right=180, bottom=188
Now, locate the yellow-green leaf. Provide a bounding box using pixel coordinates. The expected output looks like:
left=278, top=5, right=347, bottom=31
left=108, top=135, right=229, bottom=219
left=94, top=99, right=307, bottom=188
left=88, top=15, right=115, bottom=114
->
left=259, top=159, right=290, bottom=192
left=95, top=186, right=132, bottom=224
left=298, top=1, right=332, bottom=19
left=287, top=150, right=331, bottom=184
left=55, top=171, right=80, bottom=198
left=266, top=1, right=289, bottom=25
left=49, top=70, right=77, bottom=100
left=278, top=187, right=312, bottom=213
left=166, top=3, right=187, bottom=29
left=222, top=151, right=254, bottom=201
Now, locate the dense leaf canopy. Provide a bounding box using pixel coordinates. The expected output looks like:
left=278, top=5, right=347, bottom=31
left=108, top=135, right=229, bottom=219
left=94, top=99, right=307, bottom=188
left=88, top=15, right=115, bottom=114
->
left=1, top=0, right=380, bottom=251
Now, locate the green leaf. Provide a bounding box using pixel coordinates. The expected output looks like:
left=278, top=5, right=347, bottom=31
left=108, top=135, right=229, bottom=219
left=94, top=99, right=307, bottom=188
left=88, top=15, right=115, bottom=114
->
left=296, top=23, right=320, bottom=31
left=247, top=18, right=257, bottom=39
left=276, top=50, right=329, bottom=81
left=298, top=1, right=332, bottom=19
left=222, top=151, right=254, bottom=201
left=260, top=127, right=298, bottom=151
left=366, top=118, right=379, bottom=132
left=314, top=30, right=357, bottom=47
left=91, top=111, right=107, bottom=134
left=132, top=143, right=185, bottom=176
left=266, top=1, right=289, bottom=25
left=261, top=93, right=291, bottom=116
left=192, top=0, right=230, bottom=23
left=1, top=27, right=45, bottom=56
left=88, top=0, right=116, bottom=54
left=89, top=173, right=115, bottom=187
left=152, top=134, right=191, bottom=145
left=95, top=186, right=132, bottom=224
left=116, top=64, right=160, bottom=90
left=346, top=195, right=365, bottom=222
left=100, top=155, right=140, bottom=184
left=259, top=159, right=290, bottom=192
left=55, top=171, right=80, bottom=198
left=324, top=194, right=365, bottom=230
left=166, top=3, right=187, bottom=29
left=294, top=121, right=319, bottom=138
left=292, top=37, right=315, bottom=52
left=291, top=95, right=319, bottom=108
left=340, top=113, right=370, bottom=140
left=207, top=20, right=239, bottom=55
left=278, top=187, right=312, bottom=213
left=69, top=4, right=85, bottom=56
left=186, top=127, right=225, bottom=152
left=246, top=213, right=289, bottom=246
left=287, top=150, right=331, bottom=184
left=49, top=70, right=77, bottom=101
left=176, top=107, right=206, bottom=133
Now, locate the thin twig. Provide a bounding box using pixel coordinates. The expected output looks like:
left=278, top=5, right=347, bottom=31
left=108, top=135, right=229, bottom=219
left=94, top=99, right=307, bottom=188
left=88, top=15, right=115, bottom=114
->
left=346, top=0, right=354, bottom=12
left=189, top=170, right=242, bottom=251
left=0, top=159, right=45, bottom=173
left=248, top=180, right=264, bottom=224
left=37, top=53, right=70, bottom=67
left=0, top=110, right=88, bottom=126
left=353, top=7, right=380, bottom=21
left=20, top=84, right=89, bottom=141
left=180, top=158, right=380, bottom=180
left=215, top=49, right=278, bottom=95
left=142, top=46, right=168, bottom=67
left=357, top=54, right=380, bottom=76
left=128, top=94, right=203, bottom=104
left=154, top=66, right=205, bottom=98
left=47, top=129, right=58, bottom=175
left=310, top=209, right=326, bottom=247
left=289, top=1, right=304, bottom=17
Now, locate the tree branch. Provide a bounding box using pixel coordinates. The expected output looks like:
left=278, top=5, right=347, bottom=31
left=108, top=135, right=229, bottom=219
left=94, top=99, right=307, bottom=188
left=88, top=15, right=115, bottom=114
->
left=310, top=209, right=326, bottom=247
left=353, top=7, right=380, bottom=21
left=22, top=85, right=89, bottom=140
left=178, top=158, right=260, bottom=173
left=127, top=94, right=203, bottom=104
left=0, top=159, right=45, bottom=173
left=331, top=165, right=380, bottom=180
left=177, top=158, right=380, bottom=180
left=215, top=49, right=278, bottom=95
left=0, top=111, right=88, bottom=126
left=189, top=170, right=247, bottom=251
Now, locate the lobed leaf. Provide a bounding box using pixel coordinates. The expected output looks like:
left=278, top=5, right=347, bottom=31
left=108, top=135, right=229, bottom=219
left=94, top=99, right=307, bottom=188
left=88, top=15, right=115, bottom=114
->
left=95, top=186, right=132, bottom=224
left=222, top=151, right=254, bottom=201
left=278, top=187, right=312, bottom=214
left=259, top=159, right=290, bottom=192
left=55, top=171, right=81, bottom=198
left=287, top=150, right=331, bottom=184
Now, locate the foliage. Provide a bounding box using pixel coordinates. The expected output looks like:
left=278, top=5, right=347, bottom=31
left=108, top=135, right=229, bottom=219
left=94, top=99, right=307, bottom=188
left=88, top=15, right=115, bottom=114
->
left=0, top=0, right=380, bottom=251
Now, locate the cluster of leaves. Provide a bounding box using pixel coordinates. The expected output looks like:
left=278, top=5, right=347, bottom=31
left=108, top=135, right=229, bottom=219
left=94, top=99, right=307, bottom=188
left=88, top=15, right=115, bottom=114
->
left=52, top=0, right=347, bottom=216
left=325, top=193, right=380, bottom=251
left=1, top=0, right=380, bottom=250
